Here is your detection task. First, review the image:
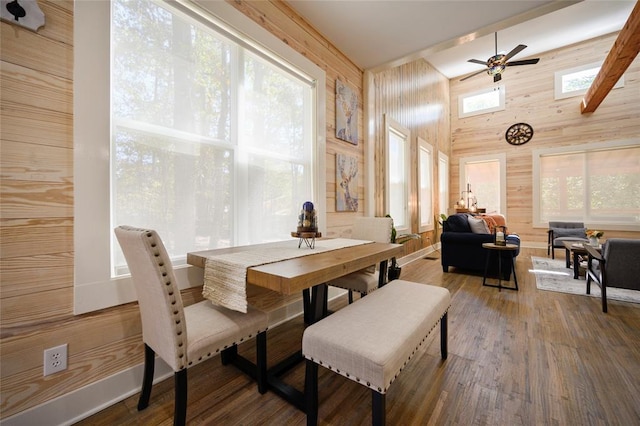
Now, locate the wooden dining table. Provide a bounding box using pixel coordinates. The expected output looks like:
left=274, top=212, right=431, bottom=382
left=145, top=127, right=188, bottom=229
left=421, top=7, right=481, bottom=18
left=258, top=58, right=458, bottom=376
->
left=187, top=239, right=403, bottom=412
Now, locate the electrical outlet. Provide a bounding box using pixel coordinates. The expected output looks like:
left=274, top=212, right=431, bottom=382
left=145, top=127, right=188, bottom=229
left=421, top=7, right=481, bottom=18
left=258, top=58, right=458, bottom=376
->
left=44, top=344, right=68, bottom=376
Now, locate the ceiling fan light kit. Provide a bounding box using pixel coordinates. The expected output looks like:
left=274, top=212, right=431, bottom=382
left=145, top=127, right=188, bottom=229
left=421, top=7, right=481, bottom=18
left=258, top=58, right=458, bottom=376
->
left=461, top=32, right=540, bottom=82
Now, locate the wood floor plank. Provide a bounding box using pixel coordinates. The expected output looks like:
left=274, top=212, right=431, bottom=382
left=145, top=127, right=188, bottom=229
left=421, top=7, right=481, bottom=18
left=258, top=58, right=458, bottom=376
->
left=74, top=248, right=640, bottom=425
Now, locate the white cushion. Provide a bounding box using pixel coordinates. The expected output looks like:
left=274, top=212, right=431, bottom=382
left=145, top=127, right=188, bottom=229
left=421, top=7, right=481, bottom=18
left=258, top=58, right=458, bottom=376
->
left=302, top=280, right=450, bottom=393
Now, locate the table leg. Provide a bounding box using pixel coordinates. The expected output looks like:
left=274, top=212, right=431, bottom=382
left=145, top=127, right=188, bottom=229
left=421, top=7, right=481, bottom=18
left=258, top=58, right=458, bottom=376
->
left=268, top=283, right=328, bottom=413
left=497, top=251, right=503, bottom=291
left=573, top=251, right=580, bottom=279
left=482, top=250, right=491, bottom=286
left=565, top=247, right=571, bottom=269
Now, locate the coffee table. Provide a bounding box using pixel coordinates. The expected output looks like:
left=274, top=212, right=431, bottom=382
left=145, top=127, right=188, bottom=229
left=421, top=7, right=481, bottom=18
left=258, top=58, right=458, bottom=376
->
left=562, top=241, right=600, bottom=279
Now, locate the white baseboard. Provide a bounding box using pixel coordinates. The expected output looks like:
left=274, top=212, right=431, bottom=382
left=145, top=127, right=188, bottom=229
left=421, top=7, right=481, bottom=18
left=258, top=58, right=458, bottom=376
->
left=1, top=359, right=173, bottom=426
left=1, top=289, right=346, bottom=426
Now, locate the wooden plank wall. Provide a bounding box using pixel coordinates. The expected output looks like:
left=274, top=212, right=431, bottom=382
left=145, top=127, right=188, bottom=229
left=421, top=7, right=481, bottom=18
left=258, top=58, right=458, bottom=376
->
left=448, top=33, right=640, bottom=244
left=0, top=0, right=364, bottom=419
left=371, top=59, right=451, bottom=256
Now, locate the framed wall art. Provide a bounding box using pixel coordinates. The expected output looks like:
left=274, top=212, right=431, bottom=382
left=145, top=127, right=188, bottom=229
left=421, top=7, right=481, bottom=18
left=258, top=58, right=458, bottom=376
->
left=336, top=153, right=359, bottom=212
left=335, top=79, right=358, bottom=145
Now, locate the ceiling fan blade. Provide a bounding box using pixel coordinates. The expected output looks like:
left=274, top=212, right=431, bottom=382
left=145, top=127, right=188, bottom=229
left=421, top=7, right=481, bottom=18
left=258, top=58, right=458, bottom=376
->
left=494, top=73, right=502, bottom=83
left=503, top=44, right=527, bottom=62
left=506, top=58, right=540, bottom=66
left=468, top=59, right=487, bottom=65
left=460, top=69, right=488, bottom=81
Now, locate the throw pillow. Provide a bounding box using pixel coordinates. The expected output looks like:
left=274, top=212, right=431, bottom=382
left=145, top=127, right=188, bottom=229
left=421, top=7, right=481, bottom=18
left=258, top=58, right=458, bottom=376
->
left=468, top=216, right=489, bottom=234
left=445, top=214, right=471, bottom=233
left=479, top=215, right=498, bottom=234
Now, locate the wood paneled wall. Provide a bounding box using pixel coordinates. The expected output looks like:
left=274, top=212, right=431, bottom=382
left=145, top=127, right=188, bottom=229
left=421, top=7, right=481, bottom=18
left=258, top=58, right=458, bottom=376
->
left=0, top=0, right=364, bottom=419
left=1, top=0, right=638, bottom=420
left=449, top=33, right=640, bottom=244
left=371, top=59, right=451, bottom=255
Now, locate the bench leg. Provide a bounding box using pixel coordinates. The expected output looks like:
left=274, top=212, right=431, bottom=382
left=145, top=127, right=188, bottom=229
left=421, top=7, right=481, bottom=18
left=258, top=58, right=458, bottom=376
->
left=305, top=360, right=319, bottom=426
left=441, top=312, right=448, bottom=360
left=372, top=391, right=386, bottom=426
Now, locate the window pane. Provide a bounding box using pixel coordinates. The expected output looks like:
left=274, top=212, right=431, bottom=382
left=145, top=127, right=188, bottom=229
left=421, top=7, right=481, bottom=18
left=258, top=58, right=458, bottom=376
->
left=389, top=131, right=407, bottom=229
left=562, top=67, right=598, bottom=93
left=466, top=161, right=500, bottom=213
left=439, top=153, right=449, bottom=218
left=459, top=86, right=505, bottom=118
left=539, top=146, right=640, bottom=223
left=419, top=145, right=432, bottom=228
left=463, top=91, right=499, bottom=113
left=112, top=0, right=314, bottom=275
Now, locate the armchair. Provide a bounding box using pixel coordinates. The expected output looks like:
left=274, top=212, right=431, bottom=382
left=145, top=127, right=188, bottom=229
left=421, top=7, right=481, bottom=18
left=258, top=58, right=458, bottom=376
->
left=547, top=221, right=588, bottom=259
left=584, top=238, right=640, bottom=313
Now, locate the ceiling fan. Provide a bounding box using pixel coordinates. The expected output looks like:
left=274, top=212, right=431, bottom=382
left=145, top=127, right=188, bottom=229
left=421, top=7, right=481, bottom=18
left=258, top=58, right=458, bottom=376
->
left=460, top=33, right=540, bottom=82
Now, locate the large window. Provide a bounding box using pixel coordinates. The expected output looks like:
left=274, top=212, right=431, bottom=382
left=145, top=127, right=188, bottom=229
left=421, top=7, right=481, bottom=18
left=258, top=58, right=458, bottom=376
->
left=385, top=116, right=410, bottom=232
left=74, top=0, right=325, bottom=313
left=111, top=0, right=315, bottom=274
left=459, top=154, right=506, bottom=215
left=533, top=140, right=640, bottom=228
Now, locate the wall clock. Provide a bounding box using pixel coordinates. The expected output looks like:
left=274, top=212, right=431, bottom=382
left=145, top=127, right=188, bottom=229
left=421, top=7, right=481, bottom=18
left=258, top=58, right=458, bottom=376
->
left=505, top=122, right=533, bottom=145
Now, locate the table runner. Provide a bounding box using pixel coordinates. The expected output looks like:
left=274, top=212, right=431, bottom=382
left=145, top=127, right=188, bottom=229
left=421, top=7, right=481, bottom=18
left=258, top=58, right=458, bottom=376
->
left=203, top=238, right=371, bottom=313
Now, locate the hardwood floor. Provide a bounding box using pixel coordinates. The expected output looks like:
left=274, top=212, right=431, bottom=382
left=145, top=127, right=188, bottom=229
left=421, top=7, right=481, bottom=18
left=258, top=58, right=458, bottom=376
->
left=75, top=248, right=640, bottom=425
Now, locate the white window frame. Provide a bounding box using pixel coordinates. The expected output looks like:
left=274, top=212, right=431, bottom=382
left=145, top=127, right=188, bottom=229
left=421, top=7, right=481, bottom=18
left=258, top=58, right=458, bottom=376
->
left=532, top=139, right=639, bottom=230
left=385, top=115, right=411, bottom=234
left=459, top=153, right=507, bottom=215
left=554, top=61, right=625, bottom=100
left=74, top=0, right=326, bottom=314
left=418, top=137, right=434, bottom=233
left=438, top=151, right=449, bottom=219
left=458, top=85, right=505, bottom=118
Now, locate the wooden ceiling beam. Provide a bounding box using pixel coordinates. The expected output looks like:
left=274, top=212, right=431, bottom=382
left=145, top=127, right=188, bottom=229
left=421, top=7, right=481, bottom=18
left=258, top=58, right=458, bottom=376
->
left=581, top=1, right=640, bottom=114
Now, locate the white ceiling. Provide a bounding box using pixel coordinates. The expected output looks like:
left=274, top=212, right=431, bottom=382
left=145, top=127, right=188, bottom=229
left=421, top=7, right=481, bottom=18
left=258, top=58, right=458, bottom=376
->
left=287, top=0, right=636, bottom=80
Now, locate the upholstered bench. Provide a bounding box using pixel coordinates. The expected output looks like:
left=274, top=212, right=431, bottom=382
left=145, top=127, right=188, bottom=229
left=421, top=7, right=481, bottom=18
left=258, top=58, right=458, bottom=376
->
left=302, top=280, right=451, bottom=426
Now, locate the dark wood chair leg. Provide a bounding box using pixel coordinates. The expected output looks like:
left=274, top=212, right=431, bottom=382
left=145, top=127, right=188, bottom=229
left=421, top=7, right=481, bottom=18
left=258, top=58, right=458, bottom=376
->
left=305, top=360, right=319, bottom=426
left=440, top=312, right=448, bottom=360
left=174, top=369, right=187, bottom=426
left=138, top=344, right=155, bottom=411
left=256, top=331, right=267, bottom=394
left=372, top=391, right=386, bottom=426
left=221, top=345, right=238, bottom=365
left=348, top=290, right=354, bottom=304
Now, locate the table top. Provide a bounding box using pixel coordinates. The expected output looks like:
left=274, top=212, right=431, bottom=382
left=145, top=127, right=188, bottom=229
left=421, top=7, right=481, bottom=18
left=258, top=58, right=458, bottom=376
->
left=562, top=240, right=601, bottom=253
left=187, top=240, right=403, bottom=295
left=482, top=242, right=518, bottom=250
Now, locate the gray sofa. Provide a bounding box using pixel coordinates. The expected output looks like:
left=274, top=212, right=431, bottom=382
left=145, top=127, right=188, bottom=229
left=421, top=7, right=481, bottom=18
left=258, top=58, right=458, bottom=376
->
left=584, top=238, right=640, bottom=313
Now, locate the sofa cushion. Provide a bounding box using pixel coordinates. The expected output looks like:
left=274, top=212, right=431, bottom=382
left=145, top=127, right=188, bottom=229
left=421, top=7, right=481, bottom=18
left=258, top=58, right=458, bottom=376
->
left=445, top=214, right=471, bottom=233
left=468, top=216, right=489, bottom=234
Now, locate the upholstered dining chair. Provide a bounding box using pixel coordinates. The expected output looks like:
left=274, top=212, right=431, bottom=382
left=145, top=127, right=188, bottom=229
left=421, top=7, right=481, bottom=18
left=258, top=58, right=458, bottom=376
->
left=114, top=226, right=268, bottom=426
left=547, top=221, right=588, bottom=259
left=328, top=217, right=393, bottom=303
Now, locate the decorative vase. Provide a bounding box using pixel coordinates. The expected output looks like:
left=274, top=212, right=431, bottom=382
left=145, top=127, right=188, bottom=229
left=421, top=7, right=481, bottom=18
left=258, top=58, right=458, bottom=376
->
left=589, top=236, right=599, bottom=246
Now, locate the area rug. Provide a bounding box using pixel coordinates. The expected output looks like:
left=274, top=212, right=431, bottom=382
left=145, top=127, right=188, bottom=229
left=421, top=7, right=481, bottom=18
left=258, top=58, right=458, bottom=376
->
left=530, top=256, right=640, bottom=305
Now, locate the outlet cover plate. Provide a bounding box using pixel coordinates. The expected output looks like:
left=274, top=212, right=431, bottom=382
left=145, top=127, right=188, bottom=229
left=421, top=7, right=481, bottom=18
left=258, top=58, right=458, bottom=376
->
left=44, top=344, right=68, bottom=376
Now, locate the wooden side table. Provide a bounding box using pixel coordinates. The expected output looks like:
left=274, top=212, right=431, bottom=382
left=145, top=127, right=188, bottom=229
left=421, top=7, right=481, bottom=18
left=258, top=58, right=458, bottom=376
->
left=482, top=243, right=519, bottom=291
